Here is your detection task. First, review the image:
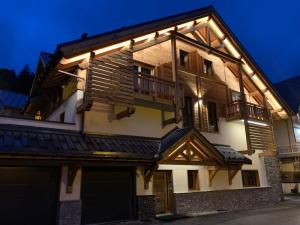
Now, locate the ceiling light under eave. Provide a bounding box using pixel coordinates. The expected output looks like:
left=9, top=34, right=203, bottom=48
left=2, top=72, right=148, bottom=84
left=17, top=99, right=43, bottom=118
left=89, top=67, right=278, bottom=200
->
left=177, top=21, right=194, bottom=30
left=223, top=38, right=241, bottom=59
left=134, top=32, right=156, bottom=43
left=278, top=110, right=288, bottom=119
left=241, top=59, right=253, bottom=75
left=252, top=74, right=266, bottom=90
left=208, top=19, right=225, bottom=40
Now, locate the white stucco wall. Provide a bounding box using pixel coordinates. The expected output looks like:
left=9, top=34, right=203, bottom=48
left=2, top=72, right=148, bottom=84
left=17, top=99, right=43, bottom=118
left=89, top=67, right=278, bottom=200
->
left=156, top=150, right=268, bottom=194
left=85, top=104, right=181, bottom=137
left=202, top=118, right=248, bottom=151
left=47, top=90, right=83, bottom=124
left=59, top=166, right=82, bottom=201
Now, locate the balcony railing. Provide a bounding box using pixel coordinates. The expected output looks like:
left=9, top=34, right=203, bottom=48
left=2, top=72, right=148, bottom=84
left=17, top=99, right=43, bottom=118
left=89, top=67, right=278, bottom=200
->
left=133, top=73, right=184, bottom=106
left=226, top=100, right=271, bottom=123
left=277, top=145, right=300, bottom=155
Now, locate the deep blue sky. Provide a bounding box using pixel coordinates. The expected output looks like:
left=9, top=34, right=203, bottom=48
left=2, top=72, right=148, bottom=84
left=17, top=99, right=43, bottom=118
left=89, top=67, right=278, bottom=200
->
left=0, top=0, right=299, bottom=82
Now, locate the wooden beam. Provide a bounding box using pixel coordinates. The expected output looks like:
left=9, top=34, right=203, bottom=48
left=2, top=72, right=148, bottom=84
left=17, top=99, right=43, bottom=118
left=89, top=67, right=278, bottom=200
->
left=171, top=36, right=180, bottom=123
left=133, top=35, right=170, bottom=52
left=116, top=106, right=136, bottom=120
left=228, top=166, right=241, bottom=185
left=144, top=164, right=158, bottom=189
left=208, top=166, right=219, bottom=186
left=66, top=165, right=80, bottom=193
left=173, top=32, right=242, bottom=64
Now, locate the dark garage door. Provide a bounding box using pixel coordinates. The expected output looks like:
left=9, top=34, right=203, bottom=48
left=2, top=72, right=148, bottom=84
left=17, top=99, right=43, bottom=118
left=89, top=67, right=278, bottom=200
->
left=81, top=167, right=135, bottom=224
left=0, top=167, right=59, bottom=225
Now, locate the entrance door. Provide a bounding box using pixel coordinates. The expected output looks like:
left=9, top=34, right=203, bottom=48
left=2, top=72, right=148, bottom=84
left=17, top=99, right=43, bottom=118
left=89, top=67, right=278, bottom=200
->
left=153, top=171, right=173, bottom=214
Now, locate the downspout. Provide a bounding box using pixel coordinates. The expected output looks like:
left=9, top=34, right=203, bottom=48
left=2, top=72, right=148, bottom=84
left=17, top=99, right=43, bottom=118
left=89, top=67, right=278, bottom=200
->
left=285, top=118, right=293, bottom=152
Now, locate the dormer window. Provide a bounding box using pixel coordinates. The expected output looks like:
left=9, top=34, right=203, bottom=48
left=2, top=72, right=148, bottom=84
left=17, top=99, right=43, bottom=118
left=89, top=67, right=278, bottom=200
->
left=203, top=59, right=212, bottom=75
left=179, top=50, right=189, bottom=67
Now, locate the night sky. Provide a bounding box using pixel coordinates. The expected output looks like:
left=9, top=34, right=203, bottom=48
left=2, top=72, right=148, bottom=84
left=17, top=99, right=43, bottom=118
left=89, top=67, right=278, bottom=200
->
left=0, top=0, right=299, bottom=82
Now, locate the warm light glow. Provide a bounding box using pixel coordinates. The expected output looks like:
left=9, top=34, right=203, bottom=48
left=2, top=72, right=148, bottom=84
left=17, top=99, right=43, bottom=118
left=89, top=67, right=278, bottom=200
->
left=177, top=21, right=194, bottom=29
left=94, top=40, right=131, bottom=55
left=241, top=59, right=253, bottom=75
left=133, top=32, right=156, bottom=43
left=265, top=90, right=282, bottom=110
left=208, top=19, right=225, bottom=39
left=223, top=38, right=241, bottom=58
left=247, top=120, right=268, bottom=127
left=158, top=26, right=175, bottom=35
left=60, top=53, right=90, bottom=65
left=278, top=110, right=288, bottom=119
left=252, top=74, right=266, bottom=90
left=167, top=142, right=186, bottom=158
left=196, top=16, right=209, bottom=24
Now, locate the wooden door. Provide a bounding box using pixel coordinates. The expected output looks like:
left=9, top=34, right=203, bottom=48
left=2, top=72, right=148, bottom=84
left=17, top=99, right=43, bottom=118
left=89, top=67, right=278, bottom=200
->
left=153, top=171, right=173, bottom=214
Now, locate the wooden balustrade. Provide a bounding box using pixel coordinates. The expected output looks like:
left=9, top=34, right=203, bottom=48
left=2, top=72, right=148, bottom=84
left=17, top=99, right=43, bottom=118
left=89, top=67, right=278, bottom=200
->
left=226, top=100, right=271, bottom=123
left=133, top=72, right=184, bottom=106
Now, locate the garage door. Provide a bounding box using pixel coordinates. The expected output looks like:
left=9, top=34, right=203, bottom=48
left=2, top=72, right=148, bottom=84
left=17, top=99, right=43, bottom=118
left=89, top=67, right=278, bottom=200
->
left=0, top=167, right=59, bottom=225
left=81, top=167, right=135, bottom=224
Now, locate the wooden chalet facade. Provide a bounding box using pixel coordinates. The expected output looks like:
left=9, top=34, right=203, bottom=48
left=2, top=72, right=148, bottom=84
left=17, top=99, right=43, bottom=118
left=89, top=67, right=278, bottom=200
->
left=0, top=6, right=291, bottom=225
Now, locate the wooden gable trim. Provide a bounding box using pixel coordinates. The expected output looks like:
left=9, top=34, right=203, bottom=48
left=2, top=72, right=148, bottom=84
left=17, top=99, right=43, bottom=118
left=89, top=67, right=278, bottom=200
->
left=159, top=129, right=224, bottom=166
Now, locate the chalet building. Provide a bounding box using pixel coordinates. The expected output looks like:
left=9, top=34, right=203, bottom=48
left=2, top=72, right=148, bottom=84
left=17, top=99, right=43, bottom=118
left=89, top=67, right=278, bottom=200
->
left=274, top=76, right=300, bottom=194
left=0, top=6, right=291, bottom=225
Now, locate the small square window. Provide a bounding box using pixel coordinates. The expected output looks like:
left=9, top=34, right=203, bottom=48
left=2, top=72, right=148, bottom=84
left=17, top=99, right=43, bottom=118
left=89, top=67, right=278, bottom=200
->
left=203, top=59, right=212, bottom=75
left=188, top=170, right=200, bottom=191
left=242, top=170, right=260, bottom=187
left=180, top=50, right=189, bottom=67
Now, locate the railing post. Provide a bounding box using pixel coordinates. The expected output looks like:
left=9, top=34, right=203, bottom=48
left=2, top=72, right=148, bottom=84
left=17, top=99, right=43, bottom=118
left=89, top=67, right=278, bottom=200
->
left=171, top=35, right=180, bottom=123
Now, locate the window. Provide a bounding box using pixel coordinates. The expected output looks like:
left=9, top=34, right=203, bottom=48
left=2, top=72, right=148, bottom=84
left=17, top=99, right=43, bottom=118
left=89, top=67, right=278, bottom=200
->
left=188, top=170, right=199, bottom=191
left=203, top=59, right=212, bottom=75
left=207, top=101, right=218, bottom=132
left=294, top=127, right=300, bottom=142
left=242, top=170, right=260, bottom=187
left=179, top=50, right=189, bottom=67
left=133, top=63, right=153, bottom=76
left=231, top=90, right=241, bottom=102
left=60, top=112, right=65, bottom=122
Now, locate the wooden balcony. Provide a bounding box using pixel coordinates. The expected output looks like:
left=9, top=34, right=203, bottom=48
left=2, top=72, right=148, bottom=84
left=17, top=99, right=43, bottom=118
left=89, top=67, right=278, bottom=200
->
left=133, top=72, right=184, bottom=108
left=226, top=100, right=271, bottom=123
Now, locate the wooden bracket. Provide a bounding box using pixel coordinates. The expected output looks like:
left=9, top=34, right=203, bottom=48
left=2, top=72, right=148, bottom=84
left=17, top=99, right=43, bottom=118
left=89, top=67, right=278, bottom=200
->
left=162, top=117, right=176, bottom=127
left=76, top=99, right=93, bottom=113
left=116, top=106, right=135, bottom=120
left=143, top=164, right=158, bottom=189
left=66, top=165, right=80, bottom=193
left=228, top=166, right=241, bottom=185
left=208, top=166, right=219, bottom=186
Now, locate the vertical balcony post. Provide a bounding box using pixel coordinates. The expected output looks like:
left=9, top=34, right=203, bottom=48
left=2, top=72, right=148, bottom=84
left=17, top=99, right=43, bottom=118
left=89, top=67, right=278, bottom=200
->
left=237, top=63, right=247, bottom=119
left=171, top=35, right=180, bottom=123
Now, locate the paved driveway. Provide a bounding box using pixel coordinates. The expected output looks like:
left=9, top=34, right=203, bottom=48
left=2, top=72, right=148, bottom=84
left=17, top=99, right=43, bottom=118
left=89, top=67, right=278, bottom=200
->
left=119, top=196, right=300, bottom=225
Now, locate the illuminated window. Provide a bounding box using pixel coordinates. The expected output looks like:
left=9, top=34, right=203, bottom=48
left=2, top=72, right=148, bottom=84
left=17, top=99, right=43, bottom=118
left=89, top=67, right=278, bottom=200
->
left=294, top=127, right=300, bottom=142
left=188, top=170, right=199, bottom=191
left=231, top=90, right=241, bottom=102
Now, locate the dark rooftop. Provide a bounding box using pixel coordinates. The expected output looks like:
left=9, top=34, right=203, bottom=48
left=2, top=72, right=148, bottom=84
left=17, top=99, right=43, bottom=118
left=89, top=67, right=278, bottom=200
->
left=0, top=90, right=28, bottom=111
left=274, top=75, right=300, bottom=114
left=0, top=124, right=250, bottom=164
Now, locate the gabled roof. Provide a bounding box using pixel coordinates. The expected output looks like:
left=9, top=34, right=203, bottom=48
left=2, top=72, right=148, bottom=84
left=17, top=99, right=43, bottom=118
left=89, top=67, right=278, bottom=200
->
left=0, top=90, right=28, bottom=110
left=30, top=6, right=291, bottom=119
left=0, top=124, right=250, bottom=165
left=274, top=75, right=300, bottom=114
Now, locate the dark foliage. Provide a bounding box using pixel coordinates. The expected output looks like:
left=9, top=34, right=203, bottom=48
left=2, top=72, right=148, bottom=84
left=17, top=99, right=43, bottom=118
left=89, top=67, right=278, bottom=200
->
left=0, top=65, right=34, bottom=95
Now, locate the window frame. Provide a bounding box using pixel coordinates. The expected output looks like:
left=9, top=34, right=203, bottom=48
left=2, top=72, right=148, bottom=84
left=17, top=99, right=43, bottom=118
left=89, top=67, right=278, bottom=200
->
left=187, top=170, right=200, bottom=191
left=241, top=170, right=260, bottom=187
left=179, top=50, right=189, bottom=67
left=203, top=59, right=213, bottom=75
left=207, top=101, right=219, bottom=132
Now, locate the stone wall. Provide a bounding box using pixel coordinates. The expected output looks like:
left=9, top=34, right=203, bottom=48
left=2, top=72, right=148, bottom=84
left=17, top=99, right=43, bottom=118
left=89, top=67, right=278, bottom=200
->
left=174, top=187, right=274, bottom=215
left=137, top=195, right=155, bottom=221
left=173, top=156, right=283, bottom=215
left=57, top=200, right=81, bottom=225
left=264, top=156, right=283, bottom=201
